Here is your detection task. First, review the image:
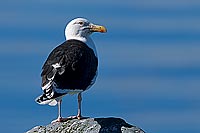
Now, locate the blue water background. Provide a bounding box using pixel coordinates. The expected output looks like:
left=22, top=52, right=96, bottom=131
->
left=0, top=0, right=200, bottom=132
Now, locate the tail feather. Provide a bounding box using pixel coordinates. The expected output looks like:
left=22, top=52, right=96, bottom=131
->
left=35, top=84, right=56, bottom=105
left=35, top=93, right=64, bottom=106
left=35, top=94, right=55, bottom=105
left=35, top=85, right=66, bottom=106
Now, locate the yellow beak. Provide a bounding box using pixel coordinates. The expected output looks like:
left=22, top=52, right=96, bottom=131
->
left=90, top=24, right=107, bottom=33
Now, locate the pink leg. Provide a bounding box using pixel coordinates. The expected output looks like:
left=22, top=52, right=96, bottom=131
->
left=77, top=93, right=82, bottom=119
left=51, top=99, right=63, bottom=123
left=52, top=93, right=84, bottom=123
left=58, top=99, right=62, bottom=119
left=51, top=99, right=70, bottom=123
left=66, top=93, right=83, bottom=120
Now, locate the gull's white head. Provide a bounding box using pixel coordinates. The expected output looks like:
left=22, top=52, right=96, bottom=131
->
left=65, top=18, right=107, bottom=42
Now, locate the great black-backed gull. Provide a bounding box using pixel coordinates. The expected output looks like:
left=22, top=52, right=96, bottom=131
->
left=35, top=18, right=106, bottom=122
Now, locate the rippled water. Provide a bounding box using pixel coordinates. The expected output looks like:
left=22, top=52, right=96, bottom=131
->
left=0, top=0, right=200, bottom=132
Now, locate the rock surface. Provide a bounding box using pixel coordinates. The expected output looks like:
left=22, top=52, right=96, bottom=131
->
left=26, top=117, right=145, bottom=133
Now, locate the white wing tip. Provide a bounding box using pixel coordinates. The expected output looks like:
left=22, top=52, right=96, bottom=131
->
left=35, top=95, right=57, bottom=106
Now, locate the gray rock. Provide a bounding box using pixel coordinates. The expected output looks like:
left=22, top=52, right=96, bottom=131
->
left=26, top=117, right=145, bottom=133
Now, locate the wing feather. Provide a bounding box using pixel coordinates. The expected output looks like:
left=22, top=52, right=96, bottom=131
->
left=36, top=40, right=98, bottom=105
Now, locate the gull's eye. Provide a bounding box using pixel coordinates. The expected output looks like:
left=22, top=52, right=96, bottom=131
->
left=78, top=21, right=84, bottom=25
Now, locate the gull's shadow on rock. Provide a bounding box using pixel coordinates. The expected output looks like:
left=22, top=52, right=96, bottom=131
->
left=94, top=117, right=133, bottom=133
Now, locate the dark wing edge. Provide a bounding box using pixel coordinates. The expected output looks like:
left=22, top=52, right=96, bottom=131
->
left=36, top=45, right=67, bottom=105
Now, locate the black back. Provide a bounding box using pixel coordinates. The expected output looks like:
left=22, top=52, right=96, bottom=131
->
left=41, top=39, right=98, bottom=91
